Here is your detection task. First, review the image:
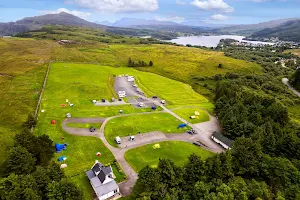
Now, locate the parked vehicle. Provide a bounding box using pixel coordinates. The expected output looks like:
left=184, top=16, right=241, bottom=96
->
left=138, top=102, right=145, bottom=107
left=115, top=136, right=121, bottom=144
left=193, top=142, right=201, bottom=147
left=129, top=136, right=135, bottom=141
left=161, top=100, right=166, bottom=104
left=187, top=129, right=197, bottom=135
left=102, top=98, right=105, bottom=103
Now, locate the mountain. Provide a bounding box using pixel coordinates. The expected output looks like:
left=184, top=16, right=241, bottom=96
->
left=95, top=21, right=113, bottom=26
left=249, top=19, right=300, bottom=42
left=215, top=18, right=300, bottom=35
left=0, top=12, right=106, bottom=36
left=110, top=18, right=178, bottom=27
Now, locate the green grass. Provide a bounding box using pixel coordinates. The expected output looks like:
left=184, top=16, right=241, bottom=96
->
left=0, top=38, right=53, bottom=164
left=124, top=141, right=215, bottom=172
left=171, top=107, right=210, bottom=124
left=66, top=123, right=102, bottom=129
left=104, top=113, right=190, bottom=147
left=112, top=164, right=126, bottom=183
left=285, top=49, right=300, bottom=56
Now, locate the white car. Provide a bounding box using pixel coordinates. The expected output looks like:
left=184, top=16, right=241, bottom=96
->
left=138, top=102, right=145, bottom=107
left=115, top=136, right=121, bottom=144
left=161, top=100, right=166, bottom=104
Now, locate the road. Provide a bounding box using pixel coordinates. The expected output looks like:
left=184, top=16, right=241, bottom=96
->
left=282, top=78, right=300, bottom=97
left=62, top=110, right=224, bottom=196
left=62, top=76, right=225, bottom=197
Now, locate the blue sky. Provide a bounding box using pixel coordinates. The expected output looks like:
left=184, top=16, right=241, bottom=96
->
left=0, top=0, right=300, bottom=25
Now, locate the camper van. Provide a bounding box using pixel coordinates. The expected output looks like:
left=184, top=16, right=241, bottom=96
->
left=118, top=91, right=126, bottom=98
left=115, top=136, right=121, bottom=144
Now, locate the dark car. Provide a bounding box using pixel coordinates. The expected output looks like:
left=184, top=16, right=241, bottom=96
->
left=193, top=142, right=201, bottom=147
left=102, top=98, right=105, bottom=103
left=152, top=96, right=158, bottom=99
left=89, top=127, right=96, bottom=132
left=187, top=129, right=197, bottom=135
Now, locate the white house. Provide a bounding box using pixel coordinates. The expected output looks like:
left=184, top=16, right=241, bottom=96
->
left=86, top=161, right=120, bottom=200
left=211, top=131, right=233, bottom=150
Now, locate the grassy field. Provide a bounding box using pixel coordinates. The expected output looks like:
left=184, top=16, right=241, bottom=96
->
left=50, top=43, right=261, bottom=101
left=171, top=107, right=210, bottom=124
left=0, top=38, right=54, bottom=164
left=66, top=123, right=102, bottom=129
left=35, top=62, right=205, bottom=198
left=1, top=36, right=263, bottom=199
left=285, top=49, right=300, bottom=56
left=124, top=141, right=214, bottom=172
left=104, top=113, right=190, bottom=147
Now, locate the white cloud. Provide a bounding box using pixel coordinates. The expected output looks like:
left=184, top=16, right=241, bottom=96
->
left=210, top=14, right=229, bottom=21
left=154, top=15, right=185, bottom=22
left=191, top=0, right=234, bottom=12
left=176, top=0, right=186, bottom=5
left=73, top=0, right=159, bottom=13
left=39, top=8, right=91, bottom=19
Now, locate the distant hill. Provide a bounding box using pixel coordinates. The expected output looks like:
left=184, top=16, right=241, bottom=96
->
left=250, top=20, right=300, bottom=42
left=0, top=12, right=106, bottom=36
left=111, top=18, right=178, bottom=27
left=95, top=21, right=113, bottom=26
left=215, top=18, right=299, bottom=35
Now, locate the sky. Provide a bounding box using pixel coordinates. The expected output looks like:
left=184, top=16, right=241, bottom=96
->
left=0, top=0, right=300, bottom=25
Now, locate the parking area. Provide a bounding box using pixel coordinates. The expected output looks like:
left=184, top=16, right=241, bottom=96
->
left=114, top=76, right=146, bottom=98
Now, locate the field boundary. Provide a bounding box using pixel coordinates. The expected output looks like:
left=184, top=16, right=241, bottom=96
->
left=34, top=61, right=52, bottom=119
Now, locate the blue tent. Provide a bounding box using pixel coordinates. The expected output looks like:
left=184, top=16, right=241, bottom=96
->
left=178, top=124, right=187, bottom=128
left=58, top=156, right=67, bottom=162
left=55, top=143, right=67, bottom=152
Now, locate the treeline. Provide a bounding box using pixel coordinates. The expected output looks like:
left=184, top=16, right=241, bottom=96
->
left=221, top=46, right=299, bottom=75
left=128, top=57, right=153, bottom=67
left=0, top=115, right=83, bottom=200
left=133, top=150, right=300, bottom=199
left=215, top=80, right=300, bottom=160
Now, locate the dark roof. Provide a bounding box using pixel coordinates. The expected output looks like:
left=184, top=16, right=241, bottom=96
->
left=212, top=132, right=233, bottom=147
left=92, top=163, right=103, bottom=174
left=98, top=170, right=106, bottom=183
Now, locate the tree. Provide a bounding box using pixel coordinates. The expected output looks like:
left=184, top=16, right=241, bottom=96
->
left=23, top=114, right=37, bottom=129
left=149, top=61, right=153, bottom=66
left=183, top=154, right=205, bottom=188
left=32, top=167, right=51, bottom=198
left=14, top=132, right=55, bottom=166
left=128, top=57, right=133, bottom=67
left=0, top=174, right=41, bottom=200
left=46, top=162, right=65, bottom=182
left=290, top=68, right=300, bottom=91
left=231, top=138, right=263, bottom=177
left=47, top=179, right=83, bottom=200
left=133, top=166, right=160, bottom=198
left=4, top=146, right=36, bottom=175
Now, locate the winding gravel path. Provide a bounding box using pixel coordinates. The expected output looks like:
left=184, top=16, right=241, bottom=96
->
left=62, top=109, right=224, bottom=196
left=282, top=78, right=300, bottom=97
